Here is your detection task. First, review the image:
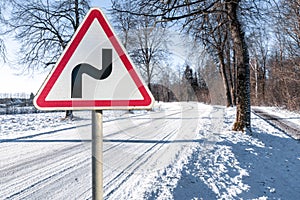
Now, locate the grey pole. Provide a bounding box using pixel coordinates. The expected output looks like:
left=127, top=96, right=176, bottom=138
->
left=92, top=110, right=103, bottom=199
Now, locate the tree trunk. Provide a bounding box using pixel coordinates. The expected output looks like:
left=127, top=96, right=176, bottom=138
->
left=218, top=52, right=233, bottom=107
left=232, top=48, right=237, bottom=106
left=262, top=57, right=267, bottom=104
left=250, top=59, right=258, bottom=100
left=262, top=73, right=266, bottom=104
left=74, top=0, right=80, bottom=28
left=226, top=0, right=251, bottom=132
left=148, top=82, right=152, bottom=92
left=227, top=37, right=236, bottom=106
left=65, top=110, right=73, bottom=119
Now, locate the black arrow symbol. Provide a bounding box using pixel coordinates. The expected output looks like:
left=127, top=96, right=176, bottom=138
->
left=71, top=49, right=112, bottom=98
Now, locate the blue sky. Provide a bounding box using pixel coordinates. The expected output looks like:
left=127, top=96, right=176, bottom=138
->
left=0, top=0, right=112, bottom=94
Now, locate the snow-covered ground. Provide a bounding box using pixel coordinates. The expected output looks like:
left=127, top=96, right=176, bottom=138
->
left=0, top=102, right=299, bottom=199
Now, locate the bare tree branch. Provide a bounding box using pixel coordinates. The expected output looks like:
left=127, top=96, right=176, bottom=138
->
left=3, top=0, right=90, bottom=74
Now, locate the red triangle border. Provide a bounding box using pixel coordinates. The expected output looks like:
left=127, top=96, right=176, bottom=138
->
left=34, top=8, right=154, bottom=110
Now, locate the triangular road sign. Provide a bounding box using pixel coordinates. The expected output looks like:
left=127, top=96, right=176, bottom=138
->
left=34, top=8, right=154, bottom=110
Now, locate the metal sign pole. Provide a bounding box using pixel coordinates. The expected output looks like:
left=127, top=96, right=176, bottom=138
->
left=92, top=110, right=103, bottom=200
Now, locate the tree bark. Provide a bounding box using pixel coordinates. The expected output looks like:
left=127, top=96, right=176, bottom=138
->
left=233, top=48, right=238, bottom=106
left=226, top=0, right=251, bottom=132
left=218, top=52, right=233, bottom=107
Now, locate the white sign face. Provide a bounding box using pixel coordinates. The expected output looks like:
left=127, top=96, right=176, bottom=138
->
left=34, top=8, right=154, bottom=110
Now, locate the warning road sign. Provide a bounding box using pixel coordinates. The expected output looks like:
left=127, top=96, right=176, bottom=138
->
left=34, top=8, right=154, bottom=110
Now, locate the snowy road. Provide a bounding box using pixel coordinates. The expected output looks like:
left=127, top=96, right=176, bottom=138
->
left=252, top=107, right=300, bottom=139
left=0, top=102, right=211, bottom=199
left=1, top=102, right=299, bottom=199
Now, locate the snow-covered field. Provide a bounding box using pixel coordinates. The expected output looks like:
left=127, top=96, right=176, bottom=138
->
left=0, top=102, right=299, bottom=199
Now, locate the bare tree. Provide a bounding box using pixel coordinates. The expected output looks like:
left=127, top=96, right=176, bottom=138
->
left=188, top=4, right=233, bottom=107
left=4, top=0, right=90, bottom=73
left=200, top=56, right=224, bottom=105
left=113, top=0, right=252, bottom=131
left=248, top=28, right=268, bottom=105
left=111, top=1, right=137, bottom=49
left=4, top=0, right=90, bottom=118
left=225, top=0, right=251, bottom=131
left=265, top=0, right=300, bottom=110
left=276, top=0, right=300, bottom=57
left=131, top=21, right=169, bottom=91
left=173, top=64, right=187, bottom=101
left=111, top=1, right=170, bottom=91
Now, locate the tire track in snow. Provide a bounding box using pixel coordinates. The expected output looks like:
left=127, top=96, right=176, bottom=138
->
left=0, top=144, right=83, bottom=178
left=103, top=108, right=192, bottom=153
left=0, top=123, right=90, bottom=143
left=103, top=104, right=198, bottom=199
left=0, top=103, right=198, bottom=199
left=6, top=157, right=90, bottom=200
left=104, top=128, right=179, bottom=198
left=141, top=105, right=214, bottom=199
left=0, top=143, right=89, bottom=199
left=70, top=107, right=193, bottom=199
left=0, top=109, right=162, bottom=199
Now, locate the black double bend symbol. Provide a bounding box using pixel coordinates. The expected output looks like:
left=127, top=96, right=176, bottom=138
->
left=71, top=49, right=112, bottom=98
